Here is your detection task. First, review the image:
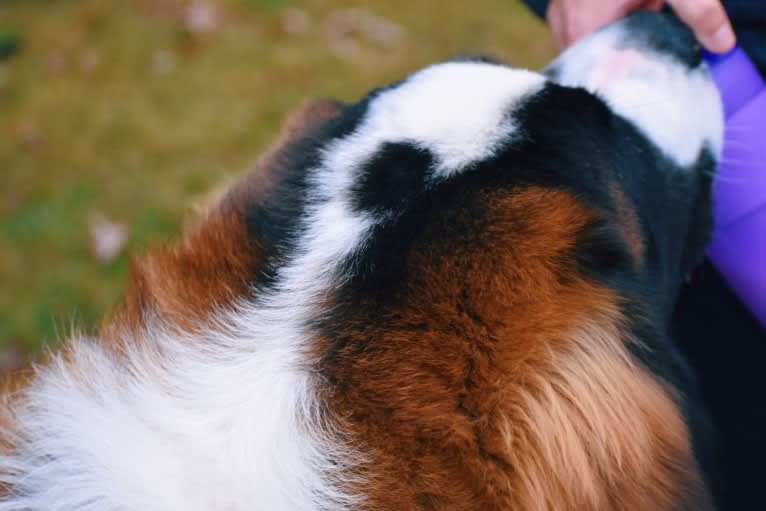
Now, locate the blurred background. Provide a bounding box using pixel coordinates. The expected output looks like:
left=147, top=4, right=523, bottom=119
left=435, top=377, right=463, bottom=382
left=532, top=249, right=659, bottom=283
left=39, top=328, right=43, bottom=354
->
left=0, top=0, right=554, bottom=368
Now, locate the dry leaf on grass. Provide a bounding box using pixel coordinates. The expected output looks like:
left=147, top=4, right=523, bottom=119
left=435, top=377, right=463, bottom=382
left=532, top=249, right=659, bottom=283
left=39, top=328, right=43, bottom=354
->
left=282, top=8, right=311, bottom=36
left=185, top=1, right=220, bottom=34
left=324, top=8, right=404, bottom=58
left=89, top=215, right=129, bottom=264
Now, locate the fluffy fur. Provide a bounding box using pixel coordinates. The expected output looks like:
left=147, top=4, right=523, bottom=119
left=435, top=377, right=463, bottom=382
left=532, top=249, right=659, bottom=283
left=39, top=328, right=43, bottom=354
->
left=546, top=14, right=723, bottom=166
left=0, top=13, right=725, bottom=511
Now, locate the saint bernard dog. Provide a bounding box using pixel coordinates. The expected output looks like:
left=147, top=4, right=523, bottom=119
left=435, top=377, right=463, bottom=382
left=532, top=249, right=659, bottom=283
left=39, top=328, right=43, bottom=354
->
left=0, top=12, right=726, bottom=511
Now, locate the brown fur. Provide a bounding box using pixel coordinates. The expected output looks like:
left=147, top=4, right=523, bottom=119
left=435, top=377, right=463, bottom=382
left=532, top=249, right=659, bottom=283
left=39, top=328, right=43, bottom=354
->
left=0, top=366, right=34, bottom=458
left=101, top=99, right=344, bottom=341
left=610, top=184, right=645, bottom=267
left=316, top=187, right=708, bottom=510
left=0, top=103, right=709, bottom=509
left=0, top=100, right=344, bottom=452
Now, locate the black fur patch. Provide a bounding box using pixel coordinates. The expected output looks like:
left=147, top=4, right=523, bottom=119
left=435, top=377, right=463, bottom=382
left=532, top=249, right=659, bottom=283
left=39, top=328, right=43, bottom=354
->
left=316, top=81, right=721, bottom=500
left=351, top=142, right=434, bottom=217
left=673, top=261, right=766, bottom=511
left=619, top=11, right=702, bottom=68
left=574, top=219, right=635, bottom=280
left=244, top=98, right=373, bottom=287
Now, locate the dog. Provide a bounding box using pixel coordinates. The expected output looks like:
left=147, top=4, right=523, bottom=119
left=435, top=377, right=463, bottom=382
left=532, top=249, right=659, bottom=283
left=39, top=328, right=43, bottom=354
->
left=0, top=12, right=725, bottom=510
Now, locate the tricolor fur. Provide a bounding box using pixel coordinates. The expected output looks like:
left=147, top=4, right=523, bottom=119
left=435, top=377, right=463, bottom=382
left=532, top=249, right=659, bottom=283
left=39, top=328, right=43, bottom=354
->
left=0, top=13, right=724, bottom=511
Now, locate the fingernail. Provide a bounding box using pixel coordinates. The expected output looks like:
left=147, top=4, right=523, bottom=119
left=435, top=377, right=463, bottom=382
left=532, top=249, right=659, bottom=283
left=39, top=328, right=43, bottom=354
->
left=709, top=24, right=736, bottom=53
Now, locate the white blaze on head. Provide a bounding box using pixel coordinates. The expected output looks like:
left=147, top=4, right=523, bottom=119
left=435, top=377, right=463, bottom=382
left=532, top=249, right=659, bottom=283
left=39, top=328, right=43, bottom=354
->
left=546, top=20, right=724, bottom=167
left=322, top=62, right=546, bottom=179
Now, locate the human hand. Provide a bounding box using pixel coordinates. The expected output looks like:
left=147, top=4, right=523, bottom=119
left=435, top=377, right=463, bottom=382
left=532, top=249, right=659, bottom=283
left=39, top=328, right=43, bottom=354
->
left=546, top=0, right=736, bottom=54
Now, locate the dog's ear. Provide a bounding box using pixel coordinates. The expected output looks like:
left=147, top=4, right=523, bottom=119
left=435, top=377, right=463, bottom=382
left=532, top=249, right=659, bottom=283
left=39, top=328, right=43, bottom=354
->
left=280, top=99, right=346, bottom=141
left=102, top=100, right=345, bottom=343
left=230, top=99, right=346, bottom=208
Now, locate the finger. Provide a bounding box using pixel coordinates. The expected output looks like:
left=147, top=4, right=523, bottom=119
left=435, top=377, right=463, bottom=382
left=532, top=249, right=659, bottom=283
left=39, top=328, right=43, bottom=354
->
left=547, top=0, right=650, bottom=50
left=546, top=1, right=569, bottom=50
left=665, top=0, right=736, bottom=53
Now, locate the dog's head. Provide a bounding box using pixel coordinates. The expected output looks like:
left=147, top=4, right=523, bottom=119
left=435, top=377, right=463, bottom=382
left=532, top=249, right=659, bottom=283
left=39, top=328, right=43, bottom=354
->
left=1, top=12, right=723, bottom=511
left=236, top=11, right=720, bottom=327
left=546, top=12, right=722, bottom=302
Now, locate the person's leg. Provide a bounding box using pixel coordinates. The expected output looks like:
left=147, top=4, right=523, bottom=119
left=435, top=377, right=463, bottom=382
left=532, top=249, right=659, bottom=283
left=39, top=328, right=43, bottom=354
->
left=674, top=5, right=766, bottom=508
left=521, top=0, right=548, bottom=18
left=726, top=0, right=766, bottom=76
left=672, top=262, right=766, bottom=511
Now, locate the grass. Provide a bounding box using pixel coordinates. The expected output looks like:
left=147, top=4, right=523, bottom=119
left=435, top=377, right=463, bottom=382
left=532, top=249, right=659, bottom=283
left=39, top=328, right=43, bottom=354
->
left=0, top=0, right=554, bottom=361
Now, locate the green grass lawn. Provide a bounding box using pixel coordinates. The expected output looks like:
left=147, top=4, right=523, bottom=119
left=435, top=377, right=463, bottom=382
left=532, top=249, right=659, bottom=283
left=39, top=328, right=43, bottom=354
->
left=0, top=0, right=554, bottom=363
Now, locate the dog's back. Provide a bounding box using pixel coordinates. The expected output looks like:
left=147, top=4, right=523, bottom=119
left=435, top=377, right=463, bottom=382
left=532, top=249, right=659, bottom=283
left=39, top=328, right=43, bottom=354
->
left=0, top=13, right=725, bottom=511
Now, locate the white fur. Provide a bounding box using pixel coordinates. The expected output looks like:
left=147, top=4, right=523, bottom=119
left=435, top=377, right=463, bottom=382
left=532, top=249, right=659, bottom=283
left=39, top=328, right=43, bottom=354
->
left=0, top=165, right=373, bottom=510
left=0, top=322, right=358, bottom=511
left=547, top=21, right=724, bottom=166
left=324, top=62, right=545, bottom=179
left=0, top=61, right=543, bottom=510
